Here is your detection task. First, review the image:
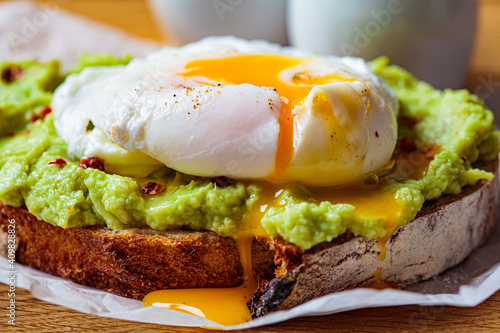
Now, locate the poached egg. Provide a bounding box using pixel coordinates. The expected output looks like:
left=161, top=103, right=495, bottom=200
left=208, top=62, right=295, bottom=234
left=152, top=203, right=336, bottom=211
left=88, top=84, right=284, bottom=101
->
left=53, top=37, right=398, bottom=186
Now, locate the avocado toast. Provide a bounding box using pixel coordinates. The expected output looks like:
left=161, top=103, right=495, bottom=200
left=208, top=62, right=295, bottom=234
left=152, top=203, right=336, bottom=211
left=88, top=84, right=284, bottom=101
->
left=0, top=39, right=498, bottom=324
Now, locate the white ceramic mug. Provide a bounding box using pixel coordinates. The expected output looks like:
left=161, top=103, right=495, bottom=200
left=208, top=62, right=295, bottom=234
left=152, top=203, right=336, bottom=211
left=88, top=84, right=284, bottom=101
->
left=288, top=0, right=478, bottom=89
left=148, top=0, right=288, bottom=46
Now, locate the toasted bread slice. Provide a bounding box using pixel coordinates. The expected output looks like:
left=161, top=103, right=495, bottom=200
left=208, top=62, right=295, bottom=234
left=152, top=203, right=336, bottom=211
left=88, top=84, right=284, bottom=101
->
left=0, top=158, right=498, bottom=318
left=0, top=205, right=245, bottom=299
left=249, top=157, right=500, bottom=317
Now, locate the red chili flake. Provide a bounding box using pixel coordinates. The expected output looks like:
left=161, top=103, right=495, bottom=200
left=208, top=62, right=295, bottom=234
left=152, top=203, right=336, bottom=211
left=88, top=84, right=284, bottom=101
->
left=375, top=131, right=379, bottom=138
left=48, top=158, right=67, bottom=168
left=141, top=182, right=165, bottom=195
left=23, top=129, right=31, bottom=136
left=461, top=157, right=467, bottom=163
left=5, top=132, right=14, bottom=138
left=68, top=205, right=72, bottom=211
left=1, top=65, right=24, bottom=84
left=40, top=106, right=52, bottom=117
left=31, top=106, right=52, bottom=122
left=400, top=116, right=420, bottom=129
left=400, top=137, right=417, bottom=152
left=211, top=176, right=235, bottom=188
left=455, top=131, right=459, bottom=136
left=79, top=157, right=105, bottom=171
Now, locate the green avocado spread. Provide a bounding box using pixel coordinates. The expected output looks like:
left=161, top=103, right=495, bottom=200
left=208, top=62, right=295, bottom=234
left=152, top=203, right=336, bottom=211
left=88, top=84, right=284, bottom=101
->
left=0, top=55, right=498, bottom=250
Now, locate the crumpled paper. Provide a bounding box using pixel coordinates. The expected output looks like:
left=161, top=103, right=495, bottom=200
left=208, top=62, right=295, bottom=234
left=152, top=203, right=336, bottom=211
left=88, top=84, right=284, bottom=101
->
left=0, top=0, right=160, bottom=69
left=1, top=1, right=500, bottom=330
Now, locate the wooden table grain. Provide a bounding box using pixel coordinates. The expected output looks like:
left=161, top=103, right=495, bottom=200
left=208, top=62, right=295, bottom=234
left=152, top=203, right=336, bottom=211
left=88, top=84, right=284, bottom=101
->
left=2, top=0, right=500, bottom=331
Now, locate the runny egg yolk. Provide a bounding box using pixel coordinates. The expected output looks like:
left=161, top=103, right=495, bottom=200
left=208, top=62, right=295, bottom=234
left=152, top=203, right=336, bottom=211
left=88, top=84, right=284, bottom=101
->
left=181, top=54, right=354, bottom=180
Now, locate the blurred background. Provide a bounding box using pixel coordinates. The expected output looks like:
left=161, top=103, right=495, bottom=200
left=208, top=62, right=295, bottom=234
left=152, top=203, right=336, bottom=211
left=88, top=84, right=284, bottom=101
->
left=0, top=0, right=499, bottom=123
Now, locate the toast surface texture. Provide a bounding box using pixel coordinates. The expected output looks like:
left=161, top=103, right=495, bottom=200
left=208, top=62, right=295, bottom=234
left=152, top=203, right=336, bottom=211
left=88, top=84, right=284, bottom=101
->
left=0, top=158, right=498, bottom=317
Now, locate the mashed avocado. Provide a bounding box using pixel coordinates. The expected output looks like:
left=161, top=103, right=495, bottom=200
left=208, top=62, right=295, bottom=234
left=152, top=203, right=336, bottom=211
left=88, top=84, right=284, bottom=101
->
left=0, top=55, right=498, bottom=250
left=0, top=59, right=62, bottom=136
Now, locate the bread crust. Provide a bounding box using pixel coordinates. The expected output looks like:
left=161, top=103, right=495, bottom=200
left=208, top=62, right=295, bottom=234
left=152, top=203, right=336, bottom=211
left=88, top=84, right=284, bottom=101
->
left=249, top=157, right=500, bottom=317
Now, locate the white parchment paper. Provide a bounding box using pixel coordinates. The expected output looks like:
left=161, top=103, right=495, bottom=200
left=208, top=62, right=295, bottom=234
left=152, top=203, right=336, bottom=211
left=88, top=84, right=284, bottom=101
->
left=0, top=1, right=160, bottom=69
left=0, top=1, right=500, bottom=330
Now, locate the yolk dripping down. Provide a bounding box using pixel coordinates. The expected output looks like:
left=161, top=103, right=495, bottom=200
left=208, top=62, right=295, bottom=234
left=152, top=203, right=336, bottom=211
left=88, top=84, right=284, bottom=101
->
left=142, top=183, right=408, bottom=327
left=143, top=237, right=258, bottom=326
left=142, top=184, right=275, bottom=327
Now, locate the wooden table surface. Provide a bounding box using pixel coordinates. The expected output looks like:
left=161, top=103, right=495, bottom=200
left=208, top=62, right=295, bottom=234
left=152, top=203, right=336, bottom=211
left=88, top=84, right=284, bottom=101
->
left=1, top=0, right=500, bottom=332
